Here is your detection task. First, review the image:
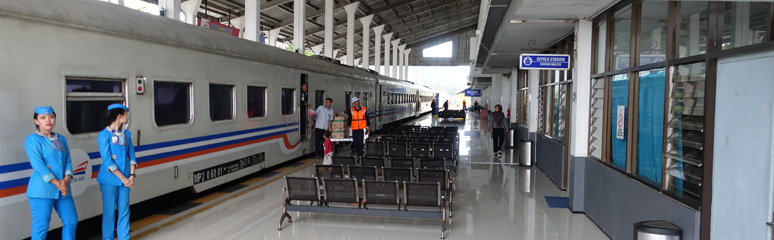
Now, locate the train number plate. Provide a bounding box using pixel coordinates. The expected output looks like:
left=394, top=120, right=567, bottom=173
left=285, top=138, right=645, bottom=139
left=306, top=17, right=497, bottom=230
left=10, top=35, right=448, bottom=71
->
left=192, top=152, right=265, bottom=184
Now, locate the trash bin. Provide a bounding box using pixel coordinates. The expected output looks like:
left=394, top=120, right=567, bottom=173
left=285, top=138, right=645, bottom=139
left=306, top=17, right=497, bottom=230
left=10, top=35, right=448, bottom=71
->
left=519, top=140, right=531, bottom=166
left=634, top=220, right=681, bottom=240
left=506, top=126, right=514, bottom=147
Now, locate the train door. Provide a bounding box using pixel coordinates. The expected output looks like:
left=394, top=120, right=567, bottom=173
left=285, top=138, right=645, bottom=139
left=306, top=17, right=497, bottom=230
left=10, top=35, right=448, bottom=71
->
left=300, top=74, right=309, bottom=141
left=415, top=90, right=420, bottom=115
left=315, top=90, right=325, bottom=109
left=345, top=91, right=352, bottom=112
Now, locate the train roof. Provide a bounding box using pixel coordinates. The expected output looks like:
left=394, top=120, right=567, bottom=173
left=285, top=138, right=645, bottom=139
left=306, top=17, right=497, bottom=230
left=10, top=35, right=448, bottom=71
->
left=0, top=0, right=418, bottom=86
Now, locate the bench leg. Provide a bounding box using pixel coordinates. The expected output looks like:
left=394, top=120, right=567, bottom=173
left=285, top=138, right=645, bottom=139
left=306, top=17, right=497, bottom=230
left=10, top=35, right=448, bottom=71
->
left=278, top=198, right=293, bottom=230
left=441, top=205, right=447, bottom=239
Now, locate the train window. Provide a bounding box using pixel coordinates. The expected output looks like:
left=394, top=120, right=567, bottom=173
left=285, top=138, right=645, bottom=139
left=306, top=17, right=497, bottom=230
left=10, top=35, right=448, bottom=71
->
left=362, top=93, right=368, bottom=108
left=65, top=77, right=125, bottom=134
left=209, top=84, right=234, bottom=121
left=154, top=81, right=192, bottom=127
left=247, top=86, right=267, bottom=118
left=281, top=88, right=295, bottom=115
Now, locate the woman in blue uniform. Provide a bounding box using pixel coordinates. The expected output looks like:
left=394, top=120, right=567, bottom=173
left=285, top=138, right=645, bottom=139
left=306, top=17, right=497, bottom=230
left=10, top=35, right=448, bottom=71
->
left=25, top=106, right=78, bottom=240
left=97, top=104, right=136, bottom=240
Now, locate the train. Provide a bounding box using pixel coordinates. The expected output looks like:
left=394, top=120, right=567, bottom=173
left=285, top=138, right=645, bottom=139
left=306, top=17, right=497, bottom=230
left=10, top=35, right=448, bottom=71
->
left=0, top=0, right=434, bottom=238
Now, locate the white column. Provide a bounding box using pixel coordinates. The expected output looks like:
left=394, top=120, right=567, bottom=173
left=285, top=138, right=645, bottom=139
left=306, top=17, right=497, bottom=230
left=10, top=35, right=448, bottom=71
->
left=324, top=0, right=334, bottom=58
left=373, top=25, right=385, bottom=73
left=404, top=48, right=411, bottom=81
left=181, top=0, right=201, bottom=25
left=344, top=2, right=360, bottom=66
left=391, top=39, right=400, bottom=78
left=571, top=19, right=593, bottom=157
left=268, top=28, right=282, bottom=46
left=244, top=0, right=261, bottom=42
left=398, top=44, right=406, bottom=80
left=312, top=44, right=324, bottom=55
left=528, top=70, right=540, bottom=133
left=510, top=68, right=519, bottom=124
left=293, top=0, right=306, bottom=54
left=160, top=0, right=181, bottom=21
left=383, top=33, right=393, bottom=75
left=359, top=15, right=374, bottom=69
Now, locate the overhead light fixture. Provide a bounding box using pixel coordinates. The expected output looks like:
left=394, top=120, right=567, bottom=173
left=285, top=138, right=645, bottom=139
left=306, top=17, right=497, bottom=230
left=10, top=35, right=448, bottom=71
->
left=510, top=20, right=523, bottom=24
left=510, top=19, right=576, bottom=24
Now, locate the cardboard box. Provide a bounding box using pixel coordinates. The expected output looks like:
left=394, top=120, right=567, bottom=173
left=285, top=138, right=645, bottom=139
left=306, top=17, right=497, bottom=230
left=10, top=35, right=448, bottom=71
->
left=331, top=121, right=346, bottom=128
left=331, top=132, right=346, bottom=139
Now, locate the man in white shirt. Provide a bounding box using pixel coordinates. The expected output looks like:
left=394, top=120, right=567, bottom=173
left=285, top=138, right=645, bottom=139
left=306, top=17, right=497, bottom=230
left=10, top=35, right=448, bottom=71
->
left=313, top=98, right=334, bottom=158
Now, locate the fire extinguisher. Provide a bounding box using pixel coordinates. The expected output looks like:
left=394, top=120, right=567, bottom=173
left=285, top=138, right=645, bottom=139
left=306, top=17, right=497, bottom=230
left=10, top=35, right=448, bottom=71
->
left=507, top=108, right=511, bottom=118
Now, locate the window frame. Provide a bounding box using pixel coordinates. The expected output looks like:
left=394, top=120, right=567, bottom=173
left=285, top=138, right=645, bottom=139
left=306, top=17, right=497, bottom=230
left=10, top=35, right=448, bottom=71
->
left=63, top=76, right=127, bottom=137
left=152, top=79, right=194, bottom=130
left=208, top=83, right=236, bottom=123
left=281, top=87, right=296, bottom=116
left=247, top=85, right=268, bottom=120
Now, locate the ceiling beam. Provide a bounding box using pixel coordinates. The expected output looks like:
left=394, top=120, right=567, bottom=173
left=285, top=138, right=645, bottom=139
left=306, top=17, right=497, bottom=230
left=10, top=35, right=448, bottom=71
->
left=302, top=0, right=419, bottom=37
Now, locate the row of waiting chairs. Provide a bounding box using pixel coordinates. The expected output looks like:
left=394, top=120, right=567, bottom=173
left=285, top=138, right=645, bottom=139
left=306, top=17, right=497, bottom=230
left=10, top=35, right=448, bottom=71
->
left=366, top=141, right=457, bottom=159
left=283, top=176, right=445, bottom=211
left=332, top=156, right=455, bottom=170
left=314, top=164, right=451, bottom=189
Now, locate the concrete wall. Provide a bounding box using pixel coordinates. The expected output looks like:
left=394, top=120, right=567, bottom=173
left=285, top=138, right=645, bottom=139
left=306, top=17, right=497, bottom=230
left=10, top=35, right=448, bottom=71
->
left=535, top=134, right=565, bottom=189
left=580, top=157, right=700, bottom=240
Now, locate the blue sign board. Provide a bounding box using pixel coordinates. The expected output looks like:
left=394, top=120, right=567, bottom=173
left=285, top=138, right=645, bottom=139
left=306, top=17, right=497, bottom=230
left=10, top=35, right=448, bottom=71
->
left=519, top=54, right=571, bottom=70
left=464, top=89, right=482, bottom=97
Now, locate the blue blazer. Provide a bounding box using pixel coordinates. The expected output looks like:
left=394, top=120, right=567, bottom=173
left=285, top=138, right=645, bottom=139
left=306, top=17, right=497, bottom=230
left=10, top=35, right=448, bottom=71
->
left=25, top=133, right=73, bottom=199
left=97, top=129, right=137, bottom=186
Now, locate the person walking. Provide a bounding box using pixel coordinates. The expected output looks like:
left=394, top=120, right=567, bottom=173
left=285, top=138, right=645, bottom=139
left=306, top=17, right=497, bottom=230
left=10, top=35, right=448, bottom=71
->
left=346, top=97, right=370, bottom=158
left=489, top=104, right=508, bottom=157
left=443, top=100, right=449, bottom=111
left=313, top=98, right=334, bottom=158
left=431, top=99, right=436, bottom=116
left=25, top=106, right=78, bottom=240
left=97, top=104, right=136, bottom=240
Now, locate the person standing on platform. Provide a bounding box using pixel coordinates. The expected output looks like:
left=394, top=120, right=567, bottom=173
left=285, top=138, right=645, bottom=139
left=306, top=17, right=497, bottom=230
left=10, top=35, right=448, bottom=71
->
left=431, top=99, right=436, bottom=116
left=489, top=104, right=508, bottom=157
left=443, top=100, right=449, bottom=111
left=313, top=98, right=334, bottom=158
left=97, top=104, right=136, bottom=240
left=347, top=97, right=370, bottom=158
left=25, top=106, right=78, bottom=240
left=463, top=99, right=467, bottom=111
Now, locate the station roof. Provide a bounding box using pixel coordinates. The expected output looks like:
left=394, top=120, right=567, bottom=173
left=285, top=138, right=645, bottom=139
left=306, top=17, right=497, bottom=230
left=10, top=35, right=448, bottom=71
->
left=474, top=0, right=617, bottom=74
left=192, top=0, right=481, bottom=60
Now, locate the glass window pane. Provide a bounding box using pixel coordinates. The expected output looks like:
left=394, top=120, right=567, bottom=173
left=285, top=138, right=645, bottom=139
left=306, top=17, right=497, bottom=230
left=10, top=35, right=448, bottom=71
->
left=636, top=69, right=666, bottom=185
left=722, top=2, right=770, bottom=50
left=282, top=88, right=295, bottom=115
left=596, top=21, right=607, bottom=73
left=678, top=2, right=709, bottom=58
left=66, top=101, right=122, bottom=134
left=663, top=62, right=706, bottom=207
left=639, top=1, right=668, bottom=65
left=209, top=84, right=234, bottom=121
left=610, top=74, right=629, bottom=170
left=66, top=79, right=122, bottom=93
left=154, top=81, right=191, bottom=126
left=589, top=78, right=605, bottom=159
left=613, top=5, right=632, bottom=70
left=247, top=86, right=266, bottom=118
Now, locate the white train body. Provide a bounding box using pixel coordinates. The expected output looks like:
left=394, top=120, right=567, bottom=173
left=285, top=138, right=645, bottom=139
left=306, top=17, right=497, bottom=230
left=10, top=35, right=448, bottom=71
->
left=0, top=0, right=433, bottom=239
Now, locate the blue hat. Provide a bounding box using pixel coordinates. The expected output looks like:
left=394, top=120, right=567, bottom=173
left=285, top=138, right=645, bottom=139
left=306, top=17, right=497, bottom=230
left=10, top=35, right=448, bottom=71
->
left=107, top=104, right=129, bottom=111
left=34, top=106, right=55, bottom=115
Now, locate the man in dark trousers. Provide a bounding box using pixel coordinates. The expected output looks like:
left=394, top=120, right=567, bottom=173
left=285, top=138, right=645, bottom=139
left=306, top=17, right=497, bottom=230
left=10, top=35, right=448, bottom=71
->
left=347, top=97, right=370, bottom=158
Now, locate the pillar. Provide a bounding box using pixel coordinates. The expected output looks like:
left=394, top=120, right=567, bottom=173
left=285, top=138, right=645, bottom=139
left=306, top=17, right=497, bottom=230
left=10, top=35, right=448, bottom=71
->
left=293, top=0, right=306, bottom=54
left=398, top=45, right=405, bottom=80
left=404, top=48, right=411, bottom=81
left=244, top=0, right=261, bottom=42
left=571, top=19, right=592, bottom=158
left=344, top=2, right=360, bottom=66
left=181, top=0, right=201, bottom=25
left=312, top=44, right=324, bottom=55
left=324, top=0, right=334, bottom=58
left=268, top=28, right=282, bottom=46
left=359, top=15, right=374, bottom=69
left=528, top=70, right=540, bottom=133
left=383, top=33, right=393, bottom=75
left=373, top=25, right=385, bottom=73
left=160, top=0, right=181, bottom=21
left=391, top=39, right=400, bottom=78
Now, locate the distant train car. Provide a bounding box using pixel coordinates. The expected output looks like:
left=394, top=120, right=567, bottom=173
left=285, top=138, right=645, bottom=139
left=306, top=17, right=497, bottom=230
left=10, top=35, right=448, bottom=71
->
left=0, top=1, right=432, bottom=239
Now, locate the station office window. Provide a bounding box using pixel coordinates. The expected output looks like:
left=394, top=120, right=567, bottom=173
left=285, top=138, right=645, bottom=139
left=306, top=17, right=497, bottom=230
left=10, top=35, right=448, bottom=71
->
left=247, top=86, right=266, bottom=118
left=281, top=88, right=295, bottom=115
left=209, top=84, right=234, bottom=121
left=154, top=81, right=191, bottom=126
left=65, top=78, right=124, bottom=134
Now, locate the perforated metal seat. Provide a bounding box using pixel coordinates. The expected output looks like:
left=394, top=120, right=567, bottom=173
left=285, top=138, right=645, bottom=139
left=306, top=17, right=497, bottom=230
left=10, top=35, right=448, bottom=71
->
left=411, top=142, right=430, bottom=158
left=362, top=180, right=400, bottom=210
left=383, top=167, right=413, bottom=183
left=362, top=157, right=386, bottom=168
left=315, top=164, right=344, bottom=179
left=419, top=158, right=446, bottom=170
left=404, top=182, right=442, bottom=211
left=347, top=166, right=378, bottom=182
left=322, top=178, right=360, bottom=207
left=332, top=156, right=356, bottom=167
left=387, top=142, right=409, bottom=158
left=389, top=158, right=415, bottom=169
